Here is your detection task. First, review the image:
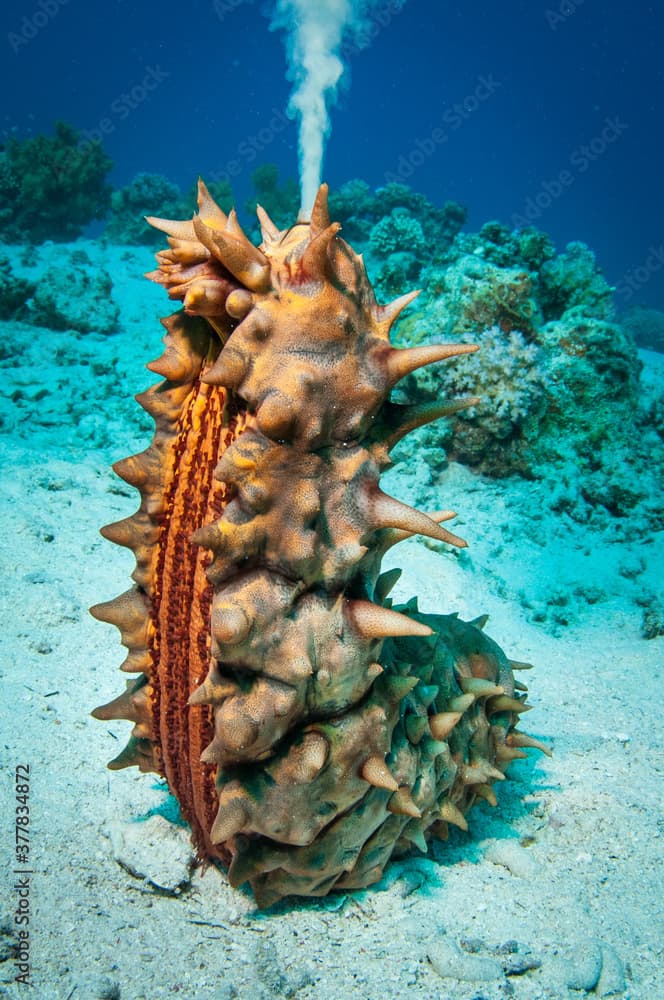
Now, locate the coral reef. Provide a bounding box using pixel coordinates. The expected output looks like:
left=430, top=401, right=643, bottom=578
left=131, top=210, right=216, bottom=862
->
left=329, top=179, right=467, bottom=250
left=244, top=164, right=299, bottom=233
left=383, top=219, right=662, bottom=528
left=27, top=250, right=119, bottom=334
left=105, top=173, right=187, bottom=247
left=0, top=122, right=112, bottom=243
left=537, top=241, right=613, bottom=322
left=92, top=182, right=543, bottom=907
left=0, top=249, right=33, bottom=321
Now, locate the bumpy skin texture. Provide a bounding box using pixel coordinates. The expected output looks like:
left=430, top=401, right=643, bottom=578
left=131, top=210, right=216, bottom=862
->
left=92, top=182, right=545, bottom=907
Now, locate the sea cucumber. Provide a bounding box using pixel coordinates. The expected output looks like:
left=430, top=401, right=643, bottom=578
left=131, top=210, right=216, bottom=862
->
left=92, top=182, right=543, bottom=907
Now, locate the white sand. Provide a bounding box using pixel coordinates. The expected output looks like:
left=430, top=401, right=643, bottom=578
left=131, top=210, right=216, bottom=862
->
left=1, top=243, right=662, bottom=999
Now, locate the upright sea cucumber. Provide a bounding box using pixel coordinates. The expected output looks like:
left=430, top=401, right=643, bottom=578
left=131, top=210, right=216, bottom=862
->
left=92, top=182, right=545, bottom=907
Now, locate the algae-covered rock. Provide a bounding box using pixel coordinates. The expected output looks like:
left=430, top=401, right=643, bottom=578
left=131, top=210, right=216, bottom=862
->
left=0, top=248, right=33, bottom=320
left=28, top=253, right=119, bottom=334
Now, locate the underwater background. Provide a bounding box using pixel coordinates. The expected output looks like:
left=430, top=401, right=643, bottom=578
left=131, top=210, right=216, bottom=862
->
left=1, top=1, right=663, bottom=998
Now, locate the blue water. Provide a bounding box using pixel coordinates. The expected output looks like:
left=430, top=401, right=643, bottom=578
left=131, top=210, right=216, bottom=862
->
left=2, top=0, right=662, bottom=310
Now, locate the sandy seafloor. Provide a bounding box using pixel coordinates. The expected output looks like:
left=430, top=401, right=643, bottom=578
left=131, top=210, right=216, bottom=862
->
left=0, top=242, right=662, bottom=1000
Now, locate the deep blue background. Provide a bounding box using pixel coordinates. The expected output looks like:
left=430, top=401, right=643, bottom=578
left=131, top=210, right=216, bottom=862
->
left=2, top=0, right=662, bottom=309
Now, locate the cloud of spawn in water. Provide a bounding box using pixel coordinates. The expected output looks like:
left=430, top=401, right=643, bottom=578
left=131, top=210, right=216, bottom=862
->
left=271, top=0, right=407, bottom=217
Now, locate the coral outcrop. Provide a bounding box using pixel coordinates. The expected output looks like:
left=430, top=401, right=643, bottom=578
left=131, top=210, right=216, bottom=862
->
left=105, top=173, right=188, bottom=248
left=92, top=182, right=544, bottom=906
left=28, top=251, right=119, bottom=334
left=0, top=122, right=112, bottom=243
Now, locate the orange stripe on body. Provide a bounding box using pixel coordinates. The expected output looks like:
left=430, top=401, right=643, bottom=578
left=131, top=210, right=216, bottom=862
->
left=147, top=376, right=243, bottom=849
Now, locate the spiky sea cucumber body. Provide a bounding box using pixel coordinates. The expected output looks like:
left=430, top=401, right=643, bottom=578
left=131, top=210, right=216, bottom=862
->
left=92, top=183, right=541, bottom=907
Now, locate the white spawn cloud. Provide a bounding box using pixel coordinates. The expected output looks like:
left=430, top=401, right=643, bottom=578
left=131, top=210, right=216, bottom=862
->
left=271, top=0, right=406, bottom=217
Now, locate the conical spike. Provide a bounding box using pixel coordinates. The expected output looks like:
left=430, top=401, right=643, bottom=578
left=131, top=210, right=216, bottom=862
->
left=188, top=676, right=237, bottom=707
left=89, top=587, right=149, bottom=638
left=388, top=787, right=422, bottom=819
left=166, top=237, right=210, bottom=266
left=112, top=452, right=153, bottom=490
left=510, top=659, right=535, bottom=671
left=405, top=824, right=428, bottom=853
left=495, top=744, right=527, bottom=762
left=374, top=567, right=402, bottom=602
left=384, top=674, right=420, bottom=702
left=405, top=714, right=429, bottom=745
left=474, top=783, right=498, bottom=807
left=439, top=801, right=468, bottom=831
left=469, top=613, right=490, bottom=630
left=458, top=677, right=504, bottom=698
left=120, top=648, right=152, bottom=674
left=386, top=342, right=478, bottom=386
left=225, top=207, right=245, bottom=238
left=460, top=765, right=489, bottom=786
left=200, top=346, right=248, bottom=388
left=309, top=183, right=331, bottom=236
left=183, top=280, right=229, bottom=317
left=381, top=510, right=458, bottom=549
left=100, top=516, right=144, bottom=550
left=514, top=679, right=529, bottom=692
left=422, top=738, right=449, bottom=759
left=228, top=841, right=285, bottom=889
left=91, top=675, right=149, bottom=723
left=489, top=695, right=532, bottom=715
left=210, top=800, right=247, bottom=845
left=429, top=711, right=462, bottom=741
left=474, top=760, right=506, bottom=782
left=286, top=732, right=329, bottom=784
left=348, top=600, right=433, bottom=639
left=255, top=203, right=280, bottom=243
left=363, top=487, right=467, bottom=548
left=374, top=289, right=421, bottom=336
left=381, top=397, right=481, bottom=450
left=447, top=693, right=475, bottom=713
left=107, top=736, right=158, bottom=773
left=301, top=221, right=341, bottom=277
left=507, top=732, right=552, bottom=757
left=197, top=178, right=228, bottom=227
left=417, top=684, right=440, bottom=708
left=360, top=755, right=399, bottom=792
left=146, top=216, right=196, bottom=241
left=192, top=214, right=271, bottom=292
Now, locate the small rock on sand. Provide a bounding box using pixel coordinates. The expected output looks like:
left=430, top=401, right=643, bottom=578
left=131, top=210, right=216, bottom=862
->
left=484, top=840, right=538, bottom=878
left=428, top=938, right=503, bottom=983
